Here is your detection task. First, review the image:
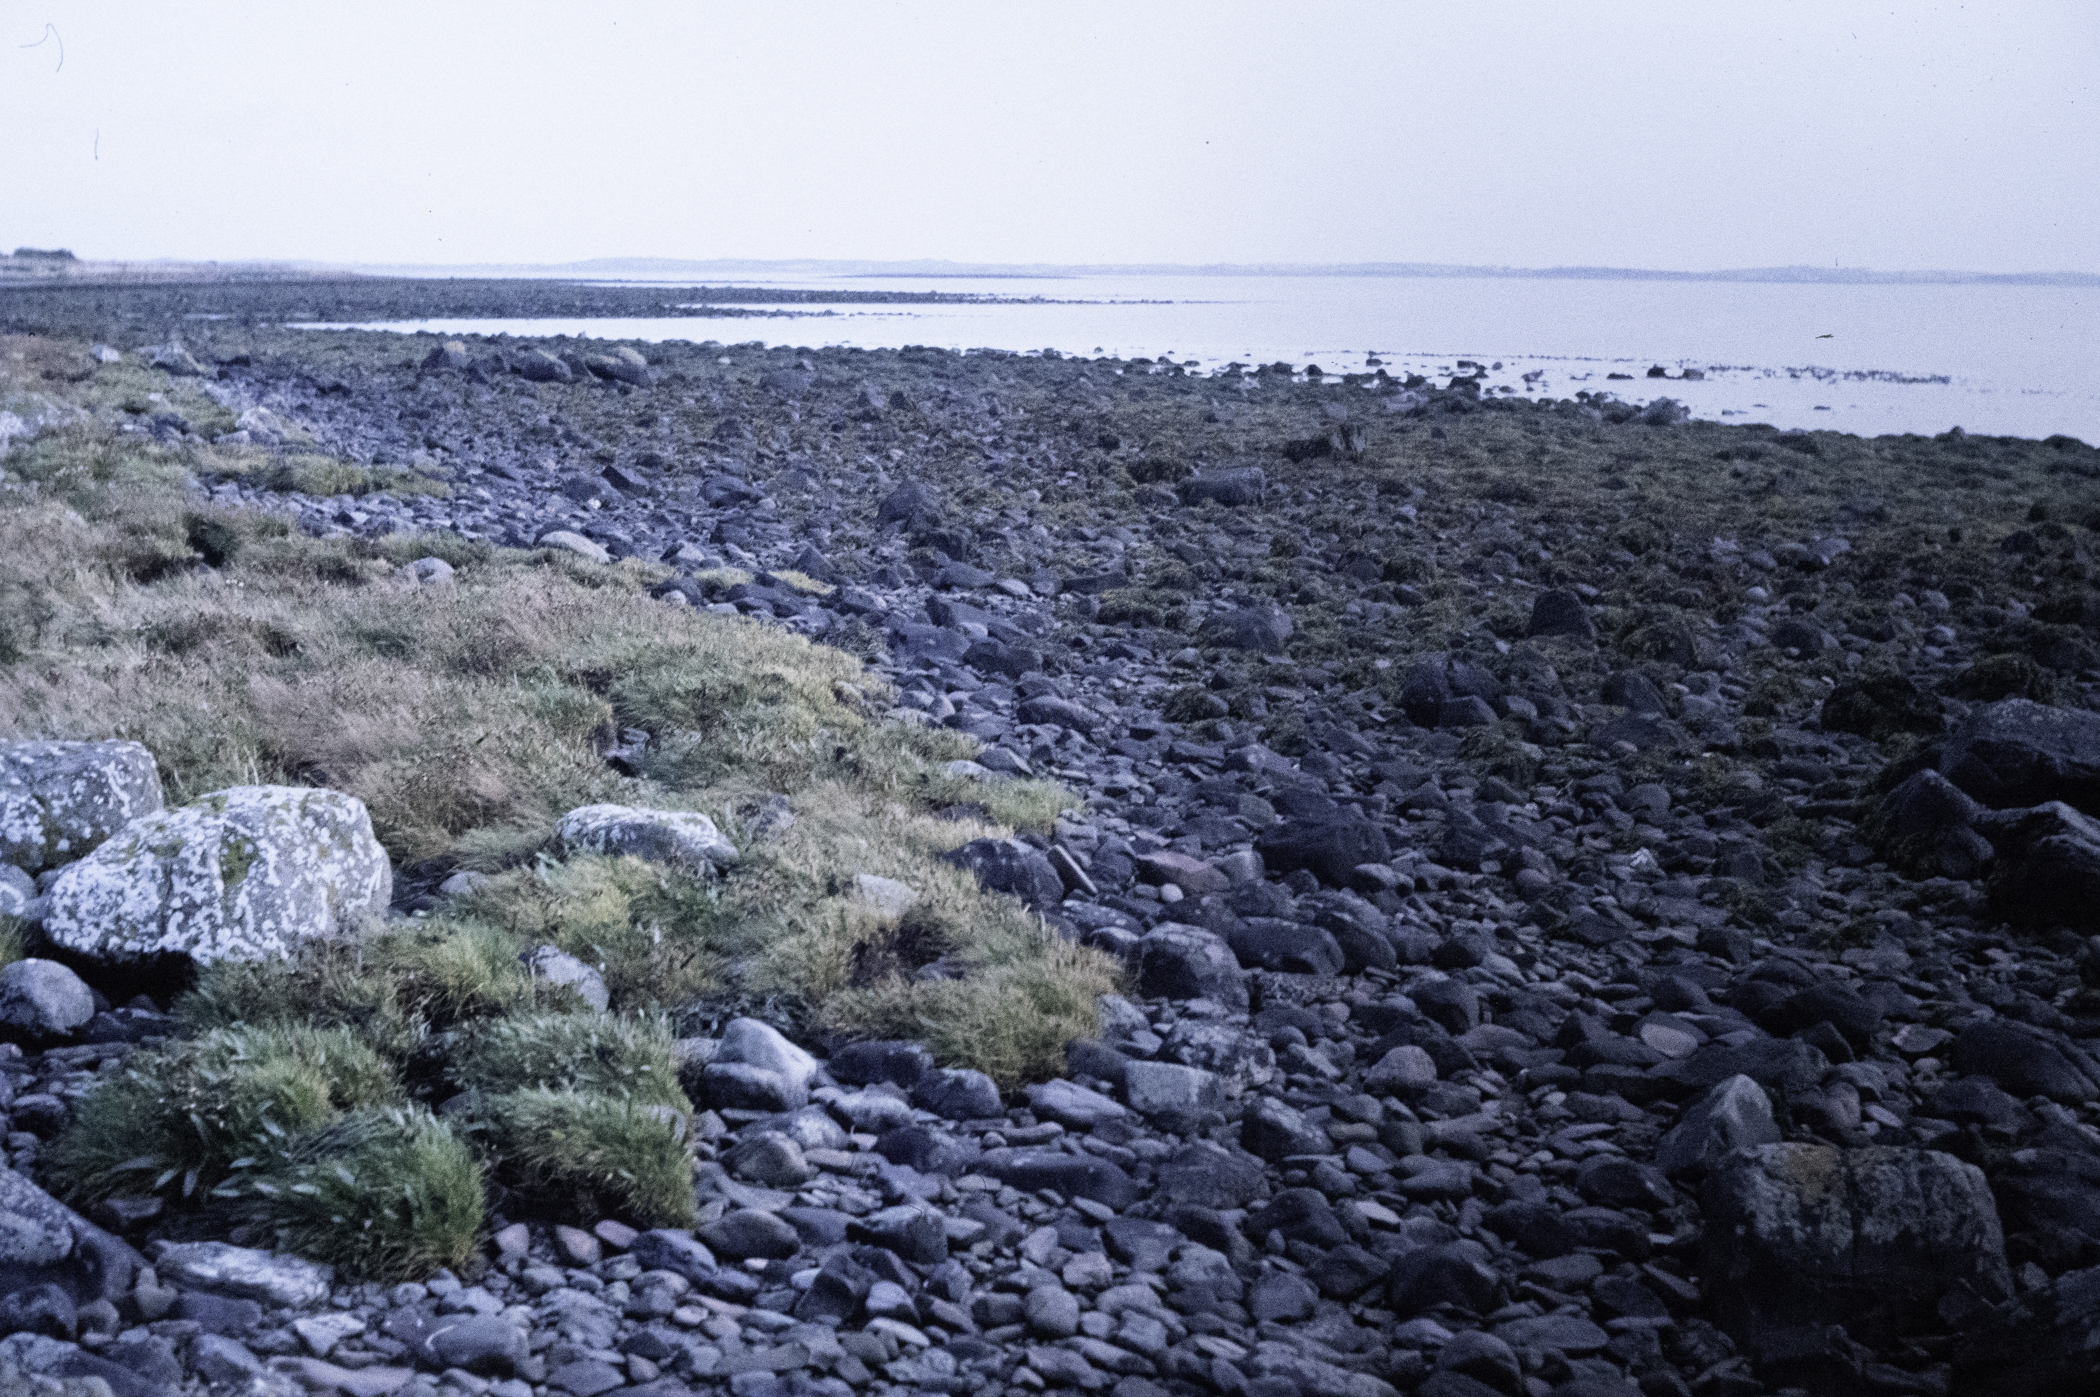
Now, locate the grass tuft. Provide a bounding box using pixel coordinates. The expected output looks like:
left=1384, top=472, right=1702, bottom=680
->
left=447, top=1012, right=689, bottom=1109
left=45, top=1026, right=399, bottom=1205
left=475, top=1089, right=695, bottom=1228
left=245, top=1106, right=484, bottom=1280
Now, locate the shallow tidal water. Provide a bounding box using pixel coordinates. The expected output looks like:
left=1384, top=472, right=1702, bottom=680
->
left=308, top=272, right=2100, bottom=443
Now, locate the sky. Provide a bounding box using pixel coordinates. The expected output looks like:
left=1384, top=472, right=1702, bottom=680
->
left=2, top=2, right=2095, bottom=272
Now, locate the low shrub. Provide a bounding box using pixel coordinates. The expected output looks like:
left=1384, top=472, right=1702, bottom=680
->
left=447, top=1013, right=688, bottom=1109
left=245, top=1106, right=484, bottom=1280
left=475, top=1089, right=695, bottom=1227
left=46, top=1026, right=399, bottom=1204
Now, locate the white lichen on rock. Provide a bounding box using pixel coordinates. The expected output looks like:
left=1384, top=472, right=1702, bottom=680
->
left=42, top=785, right=392, bottom=964
left=555, top=803, right=739, bottom=874
left=0, top=741, right=165, bottom=872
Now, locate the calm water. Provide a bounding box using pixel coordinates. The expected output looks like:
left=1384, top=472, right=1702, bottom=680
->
left=311, top=273, right=2100, bottom=442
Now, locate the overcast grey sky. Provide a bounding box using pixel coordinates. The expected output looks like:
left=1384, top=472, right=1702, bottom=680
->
left=4, top=2, right=2095, bottom=272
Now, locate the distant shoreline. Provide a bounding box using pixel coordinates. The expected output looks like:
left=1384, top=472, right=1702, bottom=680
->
left=4, top=252, right=2096, bottom=289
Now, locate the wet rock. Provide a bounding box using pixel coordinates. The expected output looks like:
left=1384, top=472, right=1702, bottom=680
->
left=1979, top=801, right=2100, bottom=929
left=1939, top=698, right=2100, bottom=814
left=1702, top=1144, right=2010, bottom=1377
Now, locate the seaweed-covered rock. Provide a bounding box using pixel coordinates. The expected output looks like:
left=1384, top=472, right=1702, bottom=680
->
left=1702, top=1144, right=2009, bottom=1382
left=41, top=787, right=391, bottom=966
left=555, top=805, right=739, bottom=874
left=1863, top=768, right=1996, bottom=880
left=1820, top=671, right=1943, bottom=740
left=1940, top=698, right=2100, bottom=814
left=0, top=741, right=164, bottom=873
left=1977, top=801, right=2100, bottom=930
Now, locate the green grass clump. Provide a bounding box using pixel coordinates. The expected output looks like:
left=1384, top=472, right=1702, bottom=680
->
left=247, top=1106, right=484, bottom=1280
left=177, top=942, right=425, bottom=1060
left=476, top=1089, right=695, bottom=1227
left=260, top=455, right=452, bottom=499
left=448, top=1013, right=689, bottom=1109
left=45, top=1026, right=399, bottom=1204
left=449, top=856, right=727, bottom=1010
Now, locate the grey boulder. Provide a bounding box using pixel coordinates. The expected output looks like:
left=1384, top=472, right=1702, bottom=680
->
left=1939, top=697, right=2100, bottom=814
left=1654, top=1073, right=1779, bottom=1176
left=698, top=1018, right=817, bottom=1112
left=42, top=786, right=391, bottom=966
left=0, top=960, right=94, bottom=1042
left=0, top=741, right=164, bottom=872
left=153, top=1241, right=332, bottom=1309
left=1977, top=801, right=2100, bottom=929
left=556, top=804, right=738, bottom=874
left=1200, top=606, right=1292, bottom=654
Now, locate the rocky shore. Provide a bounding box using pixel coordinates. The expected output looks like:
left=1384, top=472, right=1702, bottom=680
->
left=2, top=282, right=2100, bottom=1397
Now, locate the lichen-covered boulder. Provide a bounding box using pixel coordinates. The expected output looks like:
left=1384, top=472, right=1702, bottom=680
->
left=41, top=786, right=392, bottom=965
left=0, top=741, right=165, bottom=872
left=556, top=804, right=738, bottom=874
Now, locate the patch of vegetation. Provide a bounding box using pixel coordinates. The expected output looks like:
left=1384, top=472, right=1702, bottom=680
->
left=1943, top=652, right=2062, bottom=704
left=447, top=1012, right=689, bottom=1109
left=246, top=1106, right=484, bottom=1279
left=44, top=1026, right=399, bottom=1204
left=475, top=1089, right=696, bottom=1227
left=256, top=455, right=452, bottom=499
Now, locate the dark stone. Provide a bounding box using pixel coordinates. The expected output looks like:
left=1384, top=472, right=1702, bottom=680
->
left=1255, top=818, right=1391, bottom=888
left=1948, top=1020, right=2100, bottom=1103
left=1136, top=925, right=1249, bottom=1011
left=1240, top=1097, right=1330, bottom=1164
left=979, top=1149, right=1140, bottom=1209
left=1702, top=1144, right=2011, bottom=1377
left=1201, top=607, right=1292, bottom=654
left=1864, top=767, right=1996, bottom=880
left=1224, top=919, right=1344, bottom=976
left=846, top=1206, right=946, bottom=1266
left=1979, top=802, right=2100, bottom=929
left=913, top=1068, right=1003, bottom=1121
left=1387, top=1242, right=1506, bottom=1316
left=1822, top=671, right=1943, bottom=740
left=1527, top=589, right=1596, bottom=643
left=1155, top=1141, right=1268, bottom=1210
left=940, top=838, right=1065, bottom=908
left=1940, top=698, right=2100, bottom=815
left=1245, top=1190, right=1348, bottom=1248
left=1177, top=469, right=1266, bottom=507
left=173, top=1290, right=261, bottom=1335
left=827, top=1040, right=935, bottom=1089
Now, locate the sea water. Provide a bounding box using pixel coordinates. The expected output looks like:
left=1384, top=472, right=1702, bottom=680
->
left=308, top=272, right=2100, bottom=443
